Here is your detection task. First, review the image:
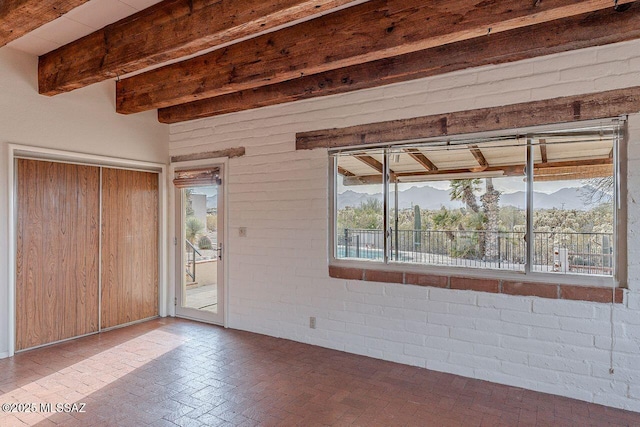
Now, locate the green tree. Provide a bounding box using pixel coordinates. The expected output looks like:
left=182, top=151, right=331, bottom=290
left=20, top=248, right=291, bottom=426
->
left=432, top=207, right=462, bottom=241
left=499, top=205, right=525, bottom=230
left=186, top=217, right=204, bottom=244
left=337, top=198, right=383, bottom=230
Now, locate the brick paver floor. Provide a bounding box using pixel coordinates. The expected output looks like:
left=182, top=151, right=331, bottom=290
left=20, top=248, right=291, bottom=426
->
left=0, top=318, right=638, bottom=426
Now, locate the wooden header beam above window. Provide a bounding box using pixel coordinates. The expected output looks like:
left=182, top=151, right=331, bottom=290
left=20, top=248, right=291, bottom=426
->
left=297, top=86, right=640, bottom=151
left=1, top=0, right=89, bottom=47
left=170, top=147, right=245, bottom=163
left=116, top=0, right=635, bottom=114
left=38, top=0, right=356, bottom=96
left=157, top=4, right=640, bottom=123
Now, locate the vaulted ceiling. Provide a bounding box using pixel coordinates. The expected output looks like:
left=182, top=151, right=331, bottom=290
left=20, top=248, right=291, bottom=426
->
left=2, top=0, right=639, bottom=124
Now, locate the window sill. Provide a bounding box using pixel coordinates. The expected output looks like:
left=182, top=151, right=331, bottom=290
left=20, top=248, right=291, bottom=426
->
left=329, top=265, right=623, bottom=304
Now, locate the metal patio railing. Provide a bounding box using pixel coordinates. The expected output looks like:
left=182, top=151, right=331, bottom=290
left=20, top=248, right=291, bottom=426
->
left=185, top=239, right=201, bottom=282
left=338, top=229, right=613, bottom=275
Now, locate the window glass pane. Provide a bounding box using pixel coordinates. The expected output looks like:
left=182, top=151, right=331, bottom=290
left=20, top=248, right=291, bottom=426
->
left=532, top=135, right=615, bottom=276
left=331, top=121, right=619, bottom=280
left=388, top=143, right=526, bottom=270
left=335, top=151, right=385, bottom=261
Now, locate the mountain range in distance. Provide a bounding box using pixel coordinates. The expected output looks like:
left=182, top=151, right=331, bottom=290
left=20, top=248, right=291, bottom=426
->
left=338, top=185, right=607, bottom=211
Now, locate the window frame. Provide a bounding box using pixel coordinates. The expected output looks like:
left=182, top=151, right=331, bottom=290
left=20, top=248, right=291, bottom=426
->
left=328, top=118, right=627, bottom=288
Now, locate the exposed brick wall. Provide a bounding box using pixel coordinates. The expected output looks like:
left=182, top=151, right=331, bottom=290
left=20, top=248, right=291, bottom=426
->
left=328, top=266, right=624, bottom=303
left=170, top=39, right=640, bottom=411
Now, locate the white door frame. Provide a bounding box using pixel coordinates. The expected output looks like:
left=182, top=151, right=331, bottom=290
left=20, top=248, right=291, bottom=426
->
left=169, top=157, right=229, bottom=327
left=7, top=144, right=167, bottom=358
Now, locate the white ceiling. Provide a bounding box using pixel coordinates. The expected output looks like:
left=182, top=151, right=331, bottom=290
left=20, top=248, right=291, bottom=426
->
left=7, top=0, right=163, bottom=56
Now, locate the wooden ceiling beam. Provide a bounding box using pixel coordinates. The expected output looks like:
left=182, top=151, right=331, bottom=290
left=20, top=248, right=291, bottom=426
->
left=0, top=0, right=89, bottom=47
left=403, top=149, right=437, bottom=172
left=355, top=155, right=384, bottom=174
left=38, top=0, right=356, bottom=96
left=117, top=0, right=635, bottom=114
left=159, top=4, right=640, bottom=123
left=469, top=145, right=489, bottom=171
left=337, top=166, right=355, bottom=177
left=539, top=139, right=549, bottom=164
left=352, top=155, right=400, bottom=181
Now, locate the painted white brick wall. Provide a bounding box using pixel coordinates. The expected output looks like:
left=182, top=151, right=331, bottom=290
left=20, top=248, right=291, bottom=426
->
left=170, top=39, right=640, bottom=411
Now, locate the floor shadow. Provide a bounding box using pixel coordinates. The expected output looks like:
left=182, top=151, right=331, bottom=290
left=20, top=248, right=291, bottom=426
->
left=0, top=318, right=176, bottom=397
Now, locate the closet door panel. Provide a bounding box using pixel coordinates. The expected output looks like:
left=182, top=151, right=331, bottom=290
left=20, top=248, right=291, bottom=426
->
left=101, top=168, right=159, bottom=328
left=16, top=159, right=100, bottom=351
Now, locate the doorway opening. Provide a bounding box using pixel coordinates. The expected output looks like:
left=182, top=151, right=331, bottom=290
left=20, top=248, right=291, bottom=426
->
left=174, top=166, right=224, bottom=324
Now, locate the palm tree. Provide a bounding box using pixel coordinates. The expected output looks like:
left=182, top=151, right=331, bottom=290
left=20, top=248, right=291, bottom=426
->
left=450, top=179, right=484, bottom=257
left=450, top=179, right=481, bottom=213
left=449, top=178, right=501, bottom=260
left=480, top=178, right=501, bottom=260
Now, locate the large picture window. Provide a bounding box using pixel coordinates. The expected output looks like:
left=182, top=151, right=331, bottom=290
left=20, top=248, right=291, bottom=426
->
left=332, top=120, right=623, bottom=282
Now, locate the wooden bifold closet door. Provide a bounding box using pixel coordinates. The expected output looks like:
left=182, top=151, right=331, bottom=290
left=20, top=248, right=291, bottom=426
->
left=16, top=159, right=100, bottom=351
left=16, top=159, right=159, bottom=351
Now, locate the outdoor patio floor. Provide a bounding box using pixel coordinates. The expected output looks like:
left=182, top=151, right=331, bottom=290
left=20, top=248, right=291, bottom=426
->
left=185, top=284, right=218, bottom=313
left=1, top=318, right=639, bottom=426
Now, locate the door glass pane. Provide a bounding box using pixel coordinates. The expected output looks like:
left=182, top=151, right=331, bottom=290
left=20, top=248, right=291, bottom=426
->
left=183, top=185, right=219, bottom=312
